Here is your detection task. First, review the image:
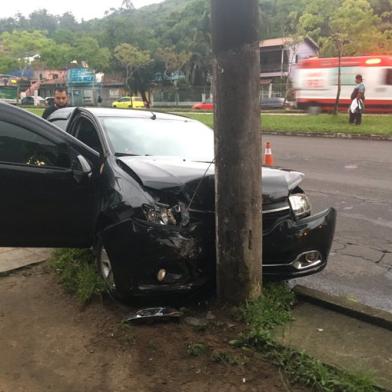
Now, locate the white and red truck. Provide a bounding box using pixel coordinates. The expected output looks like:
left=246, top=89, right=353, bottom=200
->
left=294, top=55, right=392, bottom=113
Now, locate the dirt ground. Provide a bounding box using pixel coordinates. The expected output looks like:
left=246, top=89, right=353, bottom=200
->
left=0, top=263, right=309, bottom=392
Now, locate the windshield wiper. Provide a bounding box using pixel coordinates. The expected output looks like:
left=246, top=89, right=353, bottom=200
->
left=115, top=153, right=139, bottom=157
left=115, top=153, right=153, bottom=157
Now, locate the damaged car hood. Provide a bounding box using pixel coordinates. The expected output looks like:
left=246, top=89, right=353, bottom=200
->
left=118, top=156, right=304, bottom=202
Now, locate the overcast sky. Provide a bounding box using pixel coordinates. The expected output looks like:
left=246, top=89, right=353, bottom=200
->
left=0, top=0, right=165, bottom=21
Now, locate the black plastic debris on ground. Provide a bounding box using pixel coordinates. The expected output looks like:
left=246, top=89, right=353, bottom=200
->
left=123, top=307, right=182, bottom=325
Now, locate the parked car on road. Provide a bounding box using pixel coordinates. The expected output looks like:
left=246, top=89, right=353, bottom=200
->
left=260, top=97, right=292, bottom=109
left=21, top=96, right=45, bottom=106
left=45, top=97, right=55, bottom=106
left=0, top=103, right=336, bottom=299
left=192, top=99, right=214, bottom=110
left=112, top=96, right=145, bottom=109
left=192, top=98, right=294, bottom=111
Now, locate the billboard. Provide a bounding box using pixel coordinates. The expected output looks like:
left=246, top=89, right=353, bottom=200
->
left=67, top=68, right=96, bottom=86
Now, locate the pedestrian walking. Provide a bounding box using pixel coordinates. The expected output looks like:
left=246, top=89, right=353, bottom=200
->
left=42, top=87, right=69, bottom=119
left=349, top=74, right=365, bottom=125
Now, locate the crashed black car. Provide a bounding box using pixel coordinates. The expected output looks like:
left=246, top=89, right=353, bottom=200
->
left=0, top=103, right=336, bottom=299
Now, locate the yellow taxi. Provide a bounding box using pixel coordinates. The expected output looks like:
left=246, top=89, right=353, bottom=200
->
left=112, top=96, right=145, bottom=109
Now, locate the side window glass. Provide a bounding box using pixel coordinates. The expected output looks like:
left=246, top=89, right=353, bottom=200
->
left=76, top=119, right=103, bottom=154
left=385, top=69, right=392, bottom=86
left=51, top=119, right=68, bottom=131
left=0, top=121, right=70, bottom=168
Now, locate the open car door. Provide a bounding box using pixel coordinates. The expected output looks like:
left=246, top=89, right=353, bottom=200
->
left=0, top=103, right=101, bottom=247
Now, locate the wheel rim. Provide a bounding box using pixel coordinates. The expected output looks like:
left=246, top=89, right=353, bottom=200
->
left=100, top=248, right=116, bottom=289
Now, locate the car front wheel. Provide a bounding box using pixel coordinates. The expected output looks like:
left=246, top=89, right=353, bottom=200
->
left=95, top=242, right=131, bottom=300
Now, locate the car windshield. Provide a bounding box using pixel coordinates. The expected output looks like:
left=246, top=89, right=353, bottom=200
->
left=100, top=117, right=214, bottom=162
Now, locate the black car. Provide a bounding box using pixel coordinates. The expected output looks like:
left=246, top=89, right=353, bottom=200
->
left=0, top=103, right=336, bottom=299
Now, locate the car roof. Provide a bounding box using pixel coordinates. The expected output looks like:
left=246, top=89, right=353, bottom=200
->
left=49, top=107, right=198, bottom=123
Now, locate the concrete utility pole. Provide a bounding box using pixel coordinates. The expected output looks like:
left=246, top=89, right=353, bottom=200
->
left=211, top=0, right=262, bottom=304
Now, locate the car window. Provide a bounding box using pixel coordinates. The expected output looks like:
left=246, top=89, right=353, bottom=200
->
left=51, top=119, right=68, bottom=131
left=101, top=117, right=214, bottom=162
left=0, top=120, right=70, bottom=168
left=75, top=118, right=103, bottom=154
left=133, top=97, right=143, bottom=102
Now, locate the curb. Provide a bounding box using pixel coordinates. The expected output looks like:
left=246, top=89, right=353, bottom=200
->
left=294, top=285, right=392, bottom=331
left=263, top=130, right=392, bottom=141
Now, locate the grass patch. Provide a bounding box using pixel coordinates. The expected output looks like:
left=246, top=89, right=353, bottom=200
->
left=186, top=342, right=209, bottom=357
left=51, top=248, right=106, bottom=304
left=23, top=107, right=44, bottom=116
left=210, top=350, right=246, bottom=366
left=185, top=112, right=392, bottom=136
left=238, top=283, right=378, bottom=392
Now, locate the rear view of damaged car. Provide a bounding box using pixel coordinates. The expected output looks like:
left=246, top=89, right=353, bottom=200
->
left=0, top=103, right=336, bottom=301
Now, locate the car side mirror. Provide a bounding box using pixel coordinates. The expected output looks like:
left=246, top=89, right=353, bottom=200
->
left=77, top=155, right=92, bottom=175
left=73, top=155, right=92, bottom=183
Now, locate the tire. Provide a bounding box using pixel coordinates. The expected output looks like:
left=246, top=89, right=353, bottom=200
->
left=95, top=241, right=130, bottom=301
left=113, top=105, right=117, bottom=108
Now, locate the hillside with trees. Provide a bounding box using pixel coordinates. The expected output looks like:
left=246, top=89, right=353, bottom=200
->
left=0, top=0, right=391, bottom=96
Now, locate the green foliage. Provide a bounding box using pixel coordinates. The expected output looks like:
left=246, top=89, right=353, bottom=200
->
left=0, top=30, right=52, bottom=74
left=51, top=248, right=106, bottom=304
left=114, top=43, right=152, bottom=92
left=210, top=350, right=246, bottom=366
left=1, top=0, right=391, bottom=91
left=238, top=283, right=378, bottom=392
left=155, top=47, right=191, bottom=74
left=244, top=340, right=377, bottom=392
left=72, top=36, right=111, bottom=71
left=242, top=282, right=295, bottom=334
left=186, top=342, right=208, bottom=357
left=298, top=0, right=387, bottom=56
left=39, top=42, right=73, bottom=69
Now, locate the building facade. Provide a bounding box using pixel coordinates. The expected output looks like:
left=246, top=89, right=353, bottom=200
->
left=259, top=37, right=319, bottom=99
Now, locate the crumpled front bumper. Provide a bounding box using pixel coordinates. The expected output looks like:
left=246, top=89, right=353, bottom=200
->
left=263, top=208, right=337, bottom=279
left=102, top=207, right=336, bottom=295
left=102, top=216, right=215, bottom=295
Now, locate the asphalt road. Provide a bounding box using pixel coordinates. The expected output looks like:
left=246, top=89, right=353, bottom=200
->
left=263, top=134, right=392, bottom=312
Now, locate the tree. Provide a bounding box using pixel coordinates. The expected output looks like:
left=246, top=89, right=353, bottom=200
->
left=114, top=43, right=152, bottom=93
left=121, top=0, right=135, bottom=10
left=299, top=0, right=383, bottom=112
left=155, top=47, right=191, bottom=77
left=211, top=0, right=262, bottom=304
left=72, top=36, right=111, bottom=71
left=0, top=30, right=52, bottom=76
left=28, top=9, right=58, bottom=35
left=39, top=42, right=73, bottom=69
left=328, top=0, right=382, bottom=112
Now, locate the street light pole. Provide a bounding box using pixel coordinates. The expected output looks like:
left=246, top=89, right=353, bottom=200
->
left=211, top=0, right=262, bottom=304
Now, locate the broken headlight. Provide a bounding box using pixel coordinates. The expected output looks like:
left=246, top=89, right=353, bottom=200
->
left=289, top=194, right=311, bottom=219
left=143, top=204, right=177, bottom=225
left=142, top=203, right=190, bottom=226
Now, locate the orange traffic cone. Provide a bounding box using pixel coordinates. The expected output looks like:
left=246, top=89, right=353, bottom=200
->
left=264, top=142, right=273, bottom=166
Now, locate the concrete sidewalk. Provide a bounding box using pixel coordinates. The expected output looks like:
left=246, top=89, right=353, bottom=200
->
left=292, top=252, right=392, bottom=314
left=0, top=248, right=52, bottom=274
left=277, top=301, right=392, bottom=390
